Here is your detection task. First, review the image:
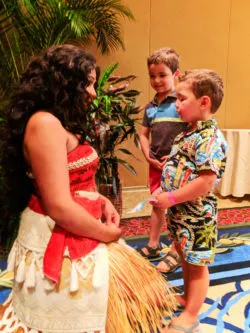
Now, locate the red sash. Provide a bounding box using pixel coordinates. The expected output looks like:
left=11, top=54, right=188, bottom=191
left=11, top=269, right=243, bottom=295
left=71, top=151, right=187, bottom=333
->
left=28, top=194, right=101, bottom=283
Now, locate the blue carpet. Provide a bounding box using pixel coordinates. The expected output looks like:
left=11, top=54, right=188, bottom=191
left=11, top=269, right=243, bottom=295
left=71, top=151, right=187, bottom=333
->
left=127, top=225, right=250, bottom=333
left=127, top=225, right=250, bottom=289
left=0, top=225, right=249, bottom=332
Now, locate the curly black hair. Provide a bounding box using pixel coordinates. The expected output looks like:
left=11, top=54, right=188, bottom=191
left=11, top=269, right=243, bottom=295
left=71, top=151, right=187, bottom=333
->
left=0, top=44, right=97, bottom=246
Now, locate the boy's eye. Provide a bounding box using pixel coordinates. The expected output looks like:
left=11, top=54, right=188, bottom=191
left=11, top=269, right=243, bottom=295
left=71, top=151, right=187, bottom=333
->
left=149, top=74, right=168, bottom=79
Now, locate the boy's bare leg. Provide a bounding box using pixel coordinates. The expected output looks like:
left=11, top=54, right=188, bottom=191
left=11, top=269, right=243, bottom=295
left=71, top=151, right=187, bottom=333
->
left=148, top=206, right=165, bottom=247
left=176, top=259, right=188, bottom=306
left=173, top=241, right=187, bottom=306
left=140, top=206, right=165, bottom=255
left=139, top=187, right=179, bottom=263
left=162, top=260, right=209, bottom=332
left=139, top=186, right=164, bottom=255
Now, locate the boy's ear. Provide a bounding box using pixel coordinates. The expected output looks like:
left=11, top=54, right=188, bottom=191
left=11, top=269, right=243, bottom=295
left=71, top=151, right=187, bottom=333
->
left=200, top=96, right=211, bottom=110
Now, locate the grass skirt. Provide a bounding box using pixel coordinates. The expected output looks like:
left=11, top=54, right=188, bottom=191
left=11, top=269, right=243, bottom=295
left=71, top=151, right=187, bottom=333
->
left=106, top=241, right=177, bottom=333
left=0, top=241, right=177, bottom=333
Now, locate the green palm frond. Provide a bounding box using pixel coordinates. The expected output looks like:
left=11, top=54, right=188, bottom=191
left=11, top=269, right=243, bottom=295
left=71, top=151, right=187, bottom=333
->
left=97, top=63, right=119, bottom=95
left=117, top=158, right=137, bottom=176
left=92, top=63, right=141, bottom=192
left=0, top=0, right=135, bottom=99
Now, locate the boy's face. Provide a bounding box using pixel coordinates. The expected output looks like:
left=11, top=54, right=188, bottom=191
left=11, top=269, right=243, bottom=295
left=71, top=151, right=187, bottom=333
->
left=148, top=63, right=176, bottom=98
left=175, top=81, right=203, bottom=125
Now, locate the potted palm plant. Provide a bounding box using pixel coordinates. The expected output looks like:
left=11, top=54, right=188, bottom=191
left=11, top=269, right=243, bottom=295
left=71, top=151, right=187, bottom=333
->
left=0, top=0, right=134, bottom=100
left=91, top=63, right=141, bottom=215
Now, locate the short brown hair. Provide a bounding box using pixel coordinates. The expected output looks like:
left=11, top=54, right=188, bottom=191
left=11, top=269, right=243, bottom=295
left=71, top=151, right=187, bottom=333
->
left=178, top=69, right=224, bottom=113
left=147, top=47, right=179, bottom=73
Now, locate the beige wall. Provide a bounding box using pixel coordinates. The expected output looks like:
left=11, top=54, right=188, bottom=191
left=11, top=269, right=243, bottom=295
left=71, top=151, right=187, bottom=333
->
left=92, top=0, right=250, bottom=187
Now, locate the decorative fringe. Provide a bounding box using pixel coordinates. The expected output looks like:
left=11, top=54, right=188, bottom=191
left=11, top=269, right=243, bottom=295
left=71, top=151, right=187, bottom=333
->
left=7, top=245, right=16, bottom=273
left=92, top=246, right=108, bottom=289
left=69, top=260, right=79, bottom=292
left=15, top=256, right=26, bottom=284
left=26, top=260, right=36, bottom=288
left=44, top=277, right=56, bottom=291
left=106, top=241, right=177, bottom=333
left=0, top=241, right=177, bottom=332
left=77, top=257, right=93, bottom=280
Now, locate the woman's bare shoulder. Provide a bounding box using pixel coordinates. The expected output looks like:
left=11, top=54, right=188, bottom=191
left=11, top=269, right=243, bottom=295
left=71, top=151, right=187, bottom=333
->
left=24, top=111, right=67, bottom=153
left=26, top=111, right=62, bottom=130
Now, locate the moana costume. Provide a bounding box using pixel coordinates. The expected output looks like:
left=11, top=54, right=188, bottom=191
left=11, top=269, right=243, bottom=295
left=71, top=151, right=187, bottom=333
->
left=0, top=142, right=176, bottom=333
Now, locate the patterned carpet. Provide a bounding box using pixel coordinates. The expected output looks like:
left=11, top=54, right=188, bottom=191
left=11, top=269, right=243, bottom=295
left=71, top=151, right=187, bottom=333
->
left=0, top=222, right=249, bottom=332
left=120, top=206, right=250, bottom=238
left=126, top=225, right=250, bottom=333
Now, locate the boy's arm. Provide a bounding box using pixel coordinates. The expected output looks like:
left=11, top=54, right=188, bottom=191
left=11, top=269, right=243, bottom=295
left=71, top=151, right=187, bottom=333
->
left=153, top=171, right=217, bottom=209
left=140, top=126, right=151, bottom=161
left=140, top=126, right=163, bottom=170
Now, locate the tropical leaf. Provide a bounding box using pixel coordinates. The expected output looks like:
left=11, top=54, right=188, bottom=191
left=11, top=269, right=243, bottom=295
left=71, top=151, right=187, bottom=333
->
left=108, top=75, right=136, bottom=85
left=118, top=148, right=133, bottom=155
left=97, top=63, right=119, bottom=95
left=121, top=89, right=141, bottom=97
left=134, top=133, right=141, bottom=149
left=0, top=0, right=135, bottom=98
left=91, top=62, right=141, bottom=193
left=117, top=158, right=137, bottom=175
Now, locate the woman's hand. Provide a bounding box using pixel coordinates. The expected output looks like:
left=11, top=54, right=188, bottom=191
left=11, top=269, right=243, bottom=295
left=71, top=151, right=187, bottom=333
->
left=101, top=196, right=120, bottom=227
left=104, top=224, right=122, bottom=242
left=100, top=196, right=122, bottom=242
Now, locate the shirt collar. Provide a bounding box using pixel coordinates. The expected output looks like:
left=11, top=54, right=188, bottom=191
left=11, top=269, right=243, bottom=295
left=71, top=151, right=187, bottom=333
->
left=152, top=90, right=176, bottom=106
left=197, top=118, right=217, bottom=130
left=186, top=119, right=217, bottom=134
left=185, top=118, right=217, bottom=134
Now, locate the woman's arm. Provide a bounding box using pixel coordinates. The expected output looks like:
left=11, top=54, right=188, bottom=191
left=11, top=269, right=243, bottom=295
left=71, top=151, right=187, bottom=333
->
left=24, top=112, right=121, bottom=242
left=152, top=171, right=217, bottom=209
left=100, top=195, right=120, bottom=227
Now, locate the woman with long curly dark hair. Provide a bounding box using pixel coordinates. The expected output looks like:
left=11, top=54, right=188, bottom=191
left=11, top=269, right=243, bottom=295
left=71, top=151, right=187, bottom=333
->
left=0, top=44, right=176, bottom=333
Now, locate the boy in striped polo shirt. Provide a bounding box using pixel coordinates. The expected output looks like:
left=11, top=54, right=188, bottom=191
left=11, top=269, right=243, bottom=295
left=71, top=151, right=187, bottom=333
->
left=138, top=47, right=187, bottom=270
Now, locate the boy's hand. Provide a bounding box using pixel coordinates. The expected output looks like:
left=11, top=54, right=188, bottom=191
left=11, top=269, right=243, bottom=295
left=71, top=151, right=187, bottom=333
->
left=148, top=157, right=163, bottom=170
left=160, top=155, right=169, bottom=165
left=150, top=192, right=172, bottom=209
left=148, top=155, right=168, bottom=170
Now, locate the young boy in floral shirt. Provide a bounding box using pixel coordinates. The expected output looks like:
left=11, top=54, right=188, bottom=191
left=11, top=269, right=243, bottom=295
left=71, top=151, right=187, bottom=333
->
left=152, top=69, right=228, bottom=333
